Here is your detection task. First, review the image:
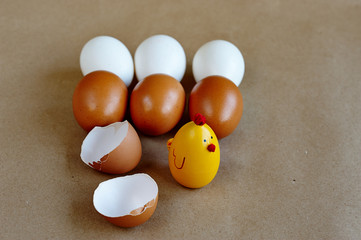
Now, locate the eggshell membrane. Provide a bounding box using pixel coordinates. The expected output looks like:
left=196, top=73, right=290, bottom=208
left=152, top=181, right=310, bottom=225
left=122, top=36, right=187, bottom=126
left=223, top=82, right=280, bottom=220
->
left=72, top=70, right=128, bottom=132
left=192, top=40, right=245, bottom=86
left=80, top=36, right=134, bottom=87
left=93, top=174, right=158, bottom=227
left=81, top=121, right=141, bottom=174
left=189, top=76, right=243, bottom=139
left=134, top=34, right=186, bottom=82
left=130, top=74, right=186, bottom=136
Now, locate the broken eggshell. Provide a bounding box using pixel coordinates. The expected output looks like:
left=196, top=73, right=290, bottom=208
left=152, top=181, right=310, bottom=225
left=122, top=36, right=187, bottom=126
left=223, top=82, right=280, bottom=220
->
left=81, top=121, right=141, bottom=174
left=93, top=173, right=158, bottom=227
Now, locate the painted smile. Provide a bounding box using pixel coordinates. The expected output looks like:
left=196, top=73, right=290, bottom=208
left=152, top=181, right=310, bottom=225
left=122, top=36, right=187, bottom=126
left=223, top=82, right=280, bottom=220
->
left=173, top=148, right=185, bottom=169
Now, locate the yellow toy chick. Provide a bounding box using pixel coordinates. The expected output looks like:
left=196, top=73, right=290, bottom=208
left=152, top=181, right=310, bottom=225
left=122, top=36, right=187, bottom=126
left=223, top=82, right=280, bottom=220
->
left=167, top=113, right=220, bottom=188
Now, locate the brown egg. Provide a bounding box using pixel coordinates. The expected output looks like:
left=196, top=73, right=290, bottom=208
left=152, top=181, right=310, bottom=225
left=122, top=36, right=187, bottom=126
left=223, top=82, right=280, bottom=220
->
left=72, top=70, right=128, bottom=132
left=130, top=74, right=185, bottom=136
left=189, top=76, right=243, bottom=139
left=81, top=121, right=141, bottom=174
left=93, top=174, right=158, bottom=228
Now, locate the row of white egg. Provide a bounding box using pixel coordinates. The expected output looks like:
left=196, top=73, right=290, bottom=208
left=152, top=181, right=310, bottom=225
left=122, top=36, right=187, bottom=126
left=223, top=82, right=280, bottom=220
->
left=80, top=34, right=245, bottom=87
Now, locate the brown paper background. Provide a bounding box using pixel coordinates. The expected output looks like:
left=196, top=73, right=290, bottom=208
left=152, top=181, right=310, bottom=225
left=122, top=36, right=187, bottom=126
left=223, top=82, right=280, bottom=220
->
left=1, top=0, right=361, bottom=239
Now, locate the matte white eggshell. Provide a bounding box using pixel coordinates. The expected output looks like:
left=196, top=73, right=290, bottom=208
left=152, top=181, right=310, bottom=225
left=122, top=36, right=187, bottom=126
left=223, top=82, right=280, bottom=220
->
left=134, top=34, right=186, bottom=82
left=192, top=40, right=245, bottom=86
left=80, top=36, right=134, bottom=87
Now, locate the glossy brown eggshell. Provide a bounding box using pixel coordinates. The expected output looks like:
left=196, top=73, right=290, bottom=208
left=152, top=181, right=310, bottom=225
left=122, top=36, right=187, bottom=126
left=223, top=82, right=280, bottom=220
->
left=189, top=76, right=243, bottom=139
left=130, top=74, right=185, bottom=136
left=88, top=122, right=142, bottom=174
left=72, top=70, right=128, bottom=132
left=103, top=195, right=158, bottom=228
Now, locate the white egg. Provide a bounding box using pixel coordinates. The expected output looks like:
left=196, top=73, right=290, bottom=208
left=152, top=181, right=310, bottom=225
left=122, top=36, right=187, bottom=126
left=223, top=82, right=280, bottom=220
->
left=134, top=34, right=186, bottom=82
left=80, top=36, right=134, bottom=87
left=192, top=40, right=245, bottom=86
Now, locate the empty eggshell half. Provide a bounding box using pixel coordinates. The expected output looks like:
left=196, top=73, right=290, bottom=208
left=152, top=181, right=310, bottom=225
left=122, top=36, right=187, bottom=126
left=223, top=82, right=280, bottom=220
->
left=93, top=173, right=159, bottom=227
left=81, top=121, right=142, bottom=174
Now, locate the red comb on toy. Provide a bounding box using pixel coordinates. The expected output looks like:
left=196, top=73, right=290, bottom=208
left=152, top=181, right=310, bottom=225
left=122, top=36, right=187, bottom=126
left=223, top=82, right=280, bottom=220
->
left=193, top=113, right=206, bottom=126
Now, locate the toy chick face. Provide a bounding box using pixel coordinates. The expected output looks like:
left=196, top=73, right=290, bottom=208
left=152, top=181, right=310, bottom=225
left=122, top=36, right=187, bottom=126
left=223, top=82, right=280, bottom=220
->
left=167, top=113, right=220, bottom=188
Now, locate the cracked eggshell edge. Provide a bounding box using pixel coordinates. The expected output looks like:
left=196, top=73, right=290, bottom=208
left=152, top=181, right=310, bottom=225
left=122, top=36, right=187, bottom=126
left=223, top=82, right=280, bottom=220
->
left=93, top=173, right=159, bottom=227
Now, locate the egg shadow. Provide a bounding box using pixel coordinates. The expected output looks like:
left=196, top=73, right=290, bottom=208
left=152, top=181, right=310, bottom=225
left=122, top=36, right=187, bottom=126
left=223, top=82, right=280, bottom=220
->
left=35, top=69, right=126, bottom=233
left=39, top=69, right=88, bottom=175
left=125, top=61, right=196, bottom=182
left=38, top=64, right=197, bottom=231
left=132, top=62, right=195, bottom=185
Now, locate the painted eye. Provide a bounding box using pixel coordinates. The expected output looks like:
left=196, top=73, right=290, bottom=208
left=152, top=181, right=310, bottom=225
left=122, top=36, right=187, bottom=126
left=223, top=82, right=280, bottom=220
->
left=203, top=139, right=206, bottom=142
left=211, top=136, right=213, bottom=139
